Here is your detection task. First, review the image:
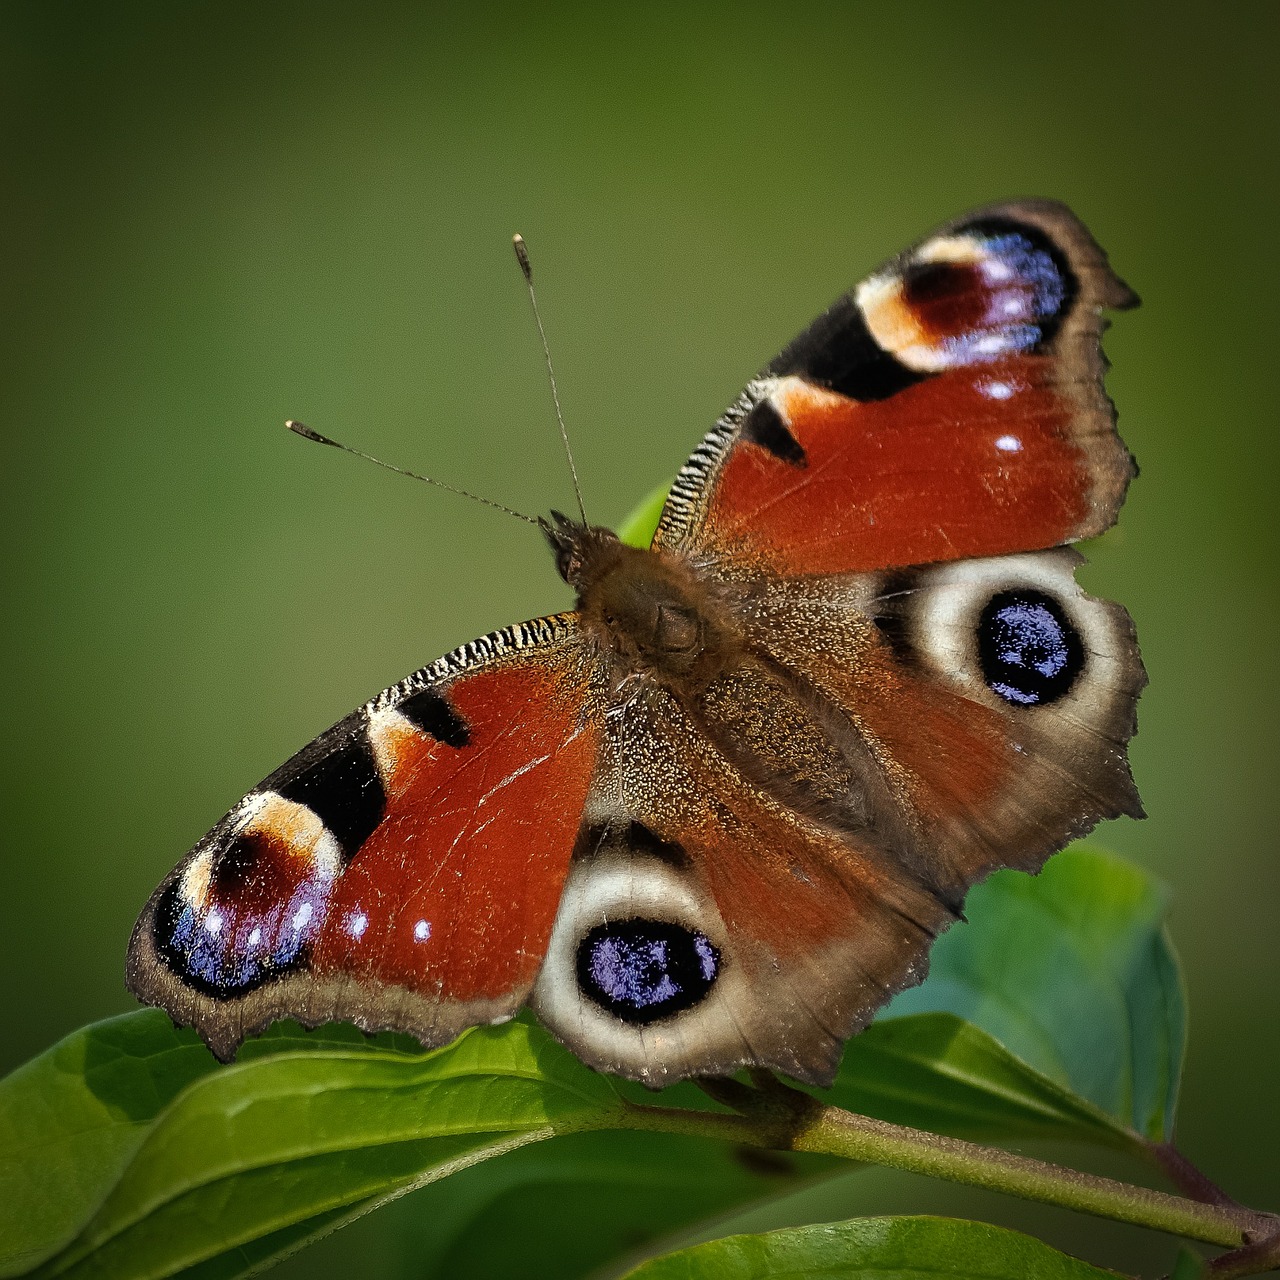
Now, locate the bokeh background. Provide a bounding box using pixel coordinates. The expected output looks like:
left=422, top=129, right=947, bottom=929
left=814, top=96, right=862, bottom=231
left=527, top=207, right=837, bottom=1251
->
left=2, top=3, right=1277, bottom=1276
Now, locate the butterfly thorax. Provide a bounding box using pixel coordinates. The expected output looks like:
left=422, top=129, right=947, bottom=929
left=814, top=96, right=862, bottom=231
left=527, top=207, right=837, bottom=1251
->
left=542, top=513, right=734, bottom=683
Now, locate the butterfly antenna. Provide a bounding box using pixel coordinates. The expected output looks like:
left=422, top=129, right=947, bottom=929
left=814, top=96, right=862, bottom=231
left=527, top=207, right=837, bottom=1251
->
left=513, top=234, right=589, bottom=527
left=285, top=421, right=540, bottom=526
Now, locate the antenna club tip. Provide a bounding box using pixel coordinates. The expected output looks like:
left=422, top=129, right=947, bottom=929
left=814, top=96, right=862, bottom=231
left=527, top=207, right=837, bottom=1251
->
left=512, top=233, right=533, bottom=282
left=286, top=420, right=334, bottom=446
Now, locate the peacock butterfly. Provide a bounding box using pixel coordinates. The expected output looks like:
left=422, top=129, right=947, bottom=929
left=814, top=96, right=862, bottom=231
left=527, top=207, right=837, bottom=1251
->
left=127, top=200, right=1145, bottom=1087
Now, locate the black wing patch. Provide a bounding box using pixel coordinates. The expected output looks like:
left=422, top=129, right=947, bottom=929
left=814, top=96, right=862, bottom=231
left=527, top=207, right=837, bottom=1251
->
left=767, top=294, right=925, bottom=402
left=397, top=687, right=471, bottom=748
left=262, top=714, right=385, bottom=859
left=741, top=399, right=807, bottom=466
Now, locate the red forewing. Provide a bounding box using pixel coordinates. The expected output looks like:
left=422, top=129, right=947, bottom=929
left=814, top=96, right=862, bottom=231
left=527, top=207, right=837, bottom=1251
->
left=655, top=201, right=1136, bottom=576
left=126, top=615, right=602, bottom=1061
left=312, top=662, right=596, bottom=1002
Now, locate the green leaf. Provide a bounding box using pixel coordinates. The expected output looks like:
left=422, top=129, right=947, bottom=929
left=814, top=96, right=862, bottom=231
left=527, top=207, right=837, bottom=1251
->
left=3, top=1012, right=834, bottom=1280
left=0, top=850, right=1187, bottom=1276
left=0, top=1010, right=221, bottom=1276
left=1168, top=1248, right=1207, bottom=1280
left=128, top=1123, right=829, bottom=1280
left=884, top=845, right=1186, bottom=1142
left=619, top=1215, right=1127, bottom=1279
left=829, top=1013, right=1136, bottom=1151
left=385, top=1130, right=830, bottom=1280
left=616, top=479, right=671, bottom=547
left=4, top=1016, right=622, bottom=1279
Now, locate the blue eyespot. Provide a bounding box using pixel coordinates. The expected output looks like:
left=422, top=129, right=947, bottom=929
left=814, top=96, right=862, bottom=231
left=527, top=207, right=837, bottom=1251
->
left=154, top=833, right=329, bottom=999
left=577, top=919, right=720, bottom=1024
left=980, top=231, right=1066, bottom=320
left=978, top=590, right=1084, bottom=707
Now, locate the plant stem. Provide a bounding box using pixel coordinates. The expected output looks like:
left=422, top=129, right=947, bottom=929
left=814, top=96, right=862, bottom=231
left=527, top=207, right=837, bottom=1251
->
left=621, top=1096, right=1277, bottom=1254
left=1207, top=1233, right=1280, bottom=1279
left=793, top=1105, right=1266, bottom=1249
left=1148, top=1141, right=1243, bottom=1209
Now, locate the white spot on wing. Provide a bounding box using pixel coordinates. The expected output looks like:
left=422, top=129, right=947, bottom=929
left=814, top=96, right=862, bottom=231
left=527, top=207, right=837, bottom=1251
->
left=414, top=919, right=431, bottom=942
left=995, top=435, right=1022, bottom=453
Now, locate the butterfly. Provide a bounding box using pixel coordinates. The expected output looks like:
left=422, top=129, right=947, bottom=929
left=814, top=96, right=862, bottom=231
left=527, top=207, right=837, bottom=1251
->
left=127, top=200, right=1144, bottom=1088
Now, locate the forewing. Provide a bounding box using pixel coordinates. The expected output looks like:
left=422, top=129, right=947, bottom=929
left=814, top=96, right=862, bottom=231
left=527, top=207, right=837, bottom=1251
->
left=127, top=615, right=604, bottom=1061
left=654, top=200, right=1137, bottom=575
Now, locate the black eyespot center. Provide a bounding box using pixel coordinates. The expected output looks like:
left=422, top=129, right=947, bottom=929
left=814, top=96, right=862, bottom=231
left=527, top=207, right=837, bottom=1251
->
left=576, top=918, right=720, bottom=1025
left=978, top=589, right=1084, bottom=707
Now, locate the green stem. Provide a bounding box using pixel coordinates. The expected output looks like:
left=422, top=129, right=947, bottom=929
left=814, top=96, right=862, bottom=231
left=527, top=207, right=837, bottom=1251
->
left=793, top=1105, right=1265, bottom=1248
left=620, top=1097, right=1277, bottom=1254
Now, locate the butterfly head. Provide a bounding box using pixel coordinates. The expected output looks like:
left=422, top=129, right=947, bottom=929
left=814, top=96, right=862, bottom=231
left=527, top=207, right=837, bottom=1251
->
left=539, top=510, right=622, bottom=588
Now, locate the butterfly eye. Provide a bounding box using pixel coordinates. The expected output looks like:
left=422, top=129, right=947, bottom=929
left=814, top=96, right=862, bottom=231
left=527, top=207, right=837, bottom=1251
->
left=977, top=590, right=1084, bottom=706
left=576, top=919, right=720, bottom=1024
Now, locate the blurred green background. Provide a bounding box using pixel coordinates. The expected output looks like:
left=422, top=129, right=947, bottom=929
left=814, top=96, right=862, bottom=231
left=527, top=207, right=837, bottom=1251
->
left=2, top=2, right=1276, bottom=1275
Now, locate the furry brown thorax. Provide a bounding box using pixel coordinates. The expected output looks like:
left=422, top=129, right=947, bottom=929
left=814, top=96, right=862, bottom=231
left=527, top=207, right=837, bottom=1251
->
left=542, top=512, right=733, bottom=682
